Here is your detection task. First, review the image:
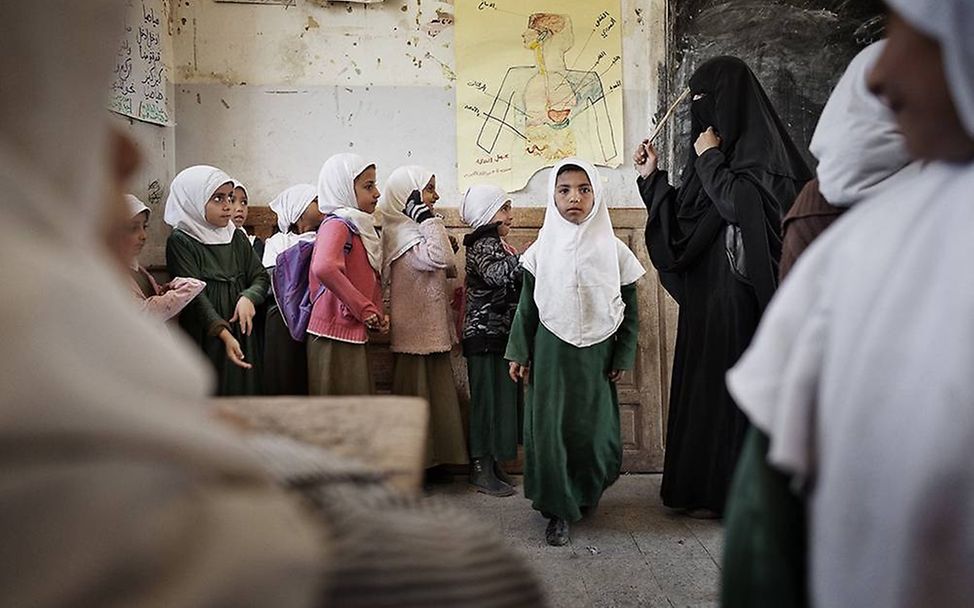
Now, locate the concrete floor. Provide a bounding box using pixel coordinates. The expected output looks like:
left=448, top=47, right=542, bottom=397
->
left=429, top=474, right=723, bottom=608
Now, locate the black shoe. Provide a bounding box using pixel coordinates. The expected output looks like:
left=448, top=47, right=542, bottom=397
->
left=545, top=517, right=570, bottom=546
left=494, top=462, right=517, bottom=487
left=469, top=457, right=516, bottom=497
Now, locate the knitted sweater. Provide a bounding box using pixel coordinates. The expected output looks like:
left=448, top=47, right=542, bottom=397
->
left=461, top=223, right=521, bottom=356
left=307, top=218, right=382, bottom=344
left=387, top=217, right=458, bottom=355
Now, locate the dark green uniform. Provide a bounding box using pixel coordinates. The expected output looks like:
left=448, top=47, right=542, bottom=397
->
left=505, top=272, right=638, bottom=522
left=167, top=228, right=268, bottom=396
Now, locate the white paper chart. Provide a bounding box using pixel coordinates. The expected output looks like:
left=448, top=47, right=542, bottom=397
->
left=109, top=0, right=171, bottom=126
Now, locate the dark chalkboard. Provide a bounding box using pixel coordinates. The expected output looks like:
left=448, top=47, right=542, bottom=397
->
left=660, top=0, right=885, bottom=176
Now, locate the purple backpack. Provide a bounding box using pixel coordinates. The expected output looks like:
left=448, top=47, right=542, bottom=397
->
left=272, top=216, right=355, bottom=342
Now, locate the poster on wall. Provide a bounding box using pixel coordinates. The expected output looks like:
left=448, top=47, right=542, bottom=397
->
left=455, top=0, right=624, bottom=193
left=109, top=0, right=171, bottom=126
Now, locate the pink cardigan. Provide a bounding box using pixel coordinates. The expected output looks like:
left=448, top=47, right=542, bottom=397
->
left=129, top=266, right=205, bottom=322
left=387, top=218, right=458, bottom=355
left=307, top=219, right=382, bottom=344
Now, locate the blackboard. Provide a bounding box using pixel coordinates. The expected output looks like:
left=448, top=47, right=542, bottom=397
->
left=662, top=0, right=885, bottom=174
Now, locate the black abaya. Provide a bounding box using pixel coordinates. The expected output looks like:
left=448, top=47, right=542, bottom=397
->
left=641, top=56, right=811, bottom=513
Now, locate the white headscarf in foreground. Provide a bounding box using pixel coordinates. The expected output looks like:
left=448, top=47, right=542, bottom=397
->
left=263, top=183, right=317, bottom=268
left=164, top=165, right=236, bottom=245
left=0, top=2, right=324, bottom=606
left=460, top=184, right=508, bottom=229
left=521, top=158, right=645, bottom=348
left=316, top=153, right=382, bottom=272
left=727, top=5, right=974, bottom=602
left=375, top=165, right=433, bottom=270
left=810, top=41, right=920, bottom=206
left=887, top=0, right=974, bottom=138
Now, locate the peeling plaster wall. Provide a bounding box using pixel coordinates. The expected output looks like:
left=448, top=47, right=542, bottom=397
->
left=171, top=0, right=666, bottom=207
left=118, top=0, right=177, bottom=267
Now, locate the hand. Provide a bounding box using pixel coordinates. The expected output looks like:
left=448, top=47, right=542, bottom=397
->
left=402, top=190, right=434, bottom=223
left=608, top=369, right=624, bottom=383
left=378, top=314, right=391, bottom=334
left=167, top=277, right=205, bottom=297
left=219, top=329, right=252, bottom=369
left=634, top=140, right=658, bottom=178
left=694, top=127, right=722, bottom=156
left=230, top=296, right=256, bottom=336
left=508, top=361, right=530, bottom=385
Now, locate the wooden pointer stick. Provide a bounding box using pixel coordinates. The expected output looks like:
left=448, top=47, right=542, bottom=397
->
left=646, top=87, right=691, bottom=144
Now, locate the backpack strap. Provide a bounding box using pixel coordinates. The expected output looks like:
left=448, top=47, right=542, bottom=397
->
left=323, top=215, right=356, bottom=255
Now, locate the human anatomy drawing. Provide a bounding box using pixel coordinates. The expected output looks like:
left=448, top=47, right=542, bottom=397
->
left=456, top=1, right=624, bottom=192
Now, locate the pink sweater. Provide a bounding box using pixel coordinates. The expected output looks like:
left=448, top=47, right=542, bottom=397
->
left=388, top=218, right=458, bottom=355
left=128, top=266, right=206, bottom=322
left=307, top=219, right=382, bottom=344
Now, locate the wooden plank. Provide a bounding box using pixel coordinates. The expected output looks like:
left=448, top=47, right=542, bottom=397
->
left=216, top=396, right=429, bottom=494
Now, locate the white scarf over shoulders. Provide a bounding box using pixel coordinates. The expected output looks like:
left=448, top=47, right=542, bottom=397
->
left=521, top=158, right=644, bottom=348
left=316, top=153, right=382, bottom=272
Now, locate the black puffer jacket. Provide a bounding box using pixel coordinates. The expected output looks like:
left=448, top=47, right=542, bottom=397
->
left=461, top=223, right=522, bottom=356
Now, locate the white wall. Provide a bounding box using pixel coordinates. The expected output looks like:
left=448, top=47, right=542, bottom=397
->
left=171, top=0, right=666, bottom=207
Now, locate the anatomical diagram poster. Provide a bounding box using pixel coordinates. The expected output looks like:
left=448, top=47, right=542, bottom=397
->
left=455, top=0, right=624, bottom=192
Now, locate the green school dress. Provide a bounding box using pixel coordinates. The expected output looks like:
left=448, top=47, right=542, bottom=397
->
left=505, top=272, right=639, bottom=522
left=166, top=228, right=268, bottom=396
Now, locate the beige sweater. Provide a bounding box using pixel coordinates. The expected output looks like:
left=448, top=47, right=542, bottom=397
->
left=388, top=218, right=458, bottom=354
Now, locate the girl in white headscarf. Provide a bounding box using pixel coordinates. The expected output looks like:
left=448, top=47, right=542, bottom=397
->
left=121, top=194, right=204, bottom=321
left=165, top=165, right=270, bottom=395
left=230, top=179, right=264, bottom=257
left=306, top=153, right=385, bottom=396
left=263, top=184, right=323, bottom=395
left=375, top=165, right=468, bottom=476
left=459, top=184, right=521, bottom=497
left=505, top=158, right=645, bottom=547
left=722, top=1, right=974, bottom=605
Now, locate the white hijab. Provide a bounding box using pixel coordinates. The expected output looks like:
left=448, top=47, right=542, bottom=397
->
left=521, top=158, right=645, bottom=348
left=727, top=6, right=974, bottom=603
left=375, top=165, right=434, bottom=270
left=810, top=41, right=920, bottom=206
left=164, top=165, right=236, bottom=245
left=0, top=2, right=324, bottom=606
left=887, top=0, right=974, bottom=138
left=316, top=153, right=382, bottom=272
left=263, top=184, right=318, bottom=268
left=460, top=184, right=508, bottom=229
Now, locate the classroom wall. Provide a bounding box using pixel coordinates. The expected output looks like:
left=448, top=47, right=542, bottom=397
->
left=117, top=0, right=177, bottom=268
left=170, top=0, right=667, bottom=207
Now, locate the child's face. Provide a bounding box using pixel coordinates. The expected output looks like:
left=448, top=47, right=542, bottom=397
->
left=554, top=169, right=595, bottom=224
left=204, top=182, right=234, bottom=227
left=867, top=12, right=974, bottom=162
left=354, top=166, right=381, bottom=214
left=491, top=200, right=514, bottom=236
left=296, top=198, right=325, bottom=233
left=126, top=211, right=149, bottom=261
left=230, top=186, right=249, bottom=228
left=422, top=175, right=440, bottom=207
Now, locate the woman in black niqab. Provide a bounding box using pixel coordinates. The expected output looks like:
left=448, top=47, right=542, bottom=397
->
left=635, top=56, right=811, bottom=515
